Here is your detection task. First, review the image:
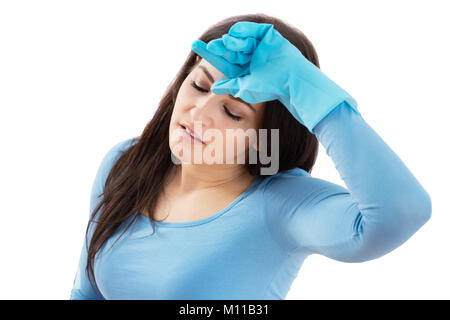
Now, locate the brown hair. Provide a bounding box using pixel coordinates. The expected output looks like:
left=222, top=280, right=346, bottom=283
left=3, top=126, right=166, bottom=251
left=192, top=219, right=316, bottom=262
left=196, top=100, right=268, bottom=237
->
left=85, top=13, right=320, bottom=291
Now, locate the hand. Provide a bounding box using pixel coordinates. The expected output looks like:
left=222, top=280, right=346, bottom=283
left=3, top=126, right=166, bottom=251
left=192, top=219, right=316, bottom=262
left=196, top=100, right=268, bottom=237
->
left=191, top=21, right=360, bottom=133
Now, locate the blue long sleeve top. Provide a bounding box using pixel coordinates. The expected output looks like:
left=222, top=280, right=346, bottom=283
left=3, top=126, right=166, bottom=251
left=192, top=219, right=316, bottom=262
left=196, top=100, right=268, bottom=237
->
left=70, top=102, right=431, bottom=300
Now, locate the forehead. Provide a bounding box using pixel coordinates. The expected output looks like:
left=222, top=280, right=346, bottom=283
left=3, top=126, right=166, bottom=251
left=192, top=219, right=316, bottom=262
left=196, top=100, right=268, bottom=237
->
left=196, top=59, right=227, bottom=81
left=194, top=57, right=266, bottom=114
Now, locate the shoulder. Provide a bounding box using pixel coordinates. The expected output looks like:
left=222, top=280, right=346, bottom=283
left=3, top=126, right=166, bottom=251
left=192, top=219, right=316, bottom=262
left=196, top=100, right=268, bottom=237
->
left=263, top=167, right=311, bottom=185
left=261, top=168, right=355, bottom=253
left=90, top=137, right=140, bottom=211
left=93, top=136, right=140, bottom=186
left=262, top=167, right=349, bottom=202
left=99, top=136, right=139, bottom=166
left=107, top=136, right=139, bottom=157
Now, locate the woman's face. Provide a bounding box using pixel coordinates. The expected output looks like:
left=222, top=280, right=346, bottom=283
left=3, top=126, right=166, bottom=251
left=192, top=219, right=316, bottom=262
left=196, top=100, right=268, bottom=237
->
left=169, top=57, right=266, bottom=165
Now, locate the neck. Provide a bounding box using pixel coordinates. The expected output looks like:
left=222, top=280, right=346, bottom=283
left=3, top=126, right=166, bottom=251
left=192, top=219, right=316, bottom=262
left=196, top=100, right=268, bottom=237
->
left=169, top=163, right=254, bottom=195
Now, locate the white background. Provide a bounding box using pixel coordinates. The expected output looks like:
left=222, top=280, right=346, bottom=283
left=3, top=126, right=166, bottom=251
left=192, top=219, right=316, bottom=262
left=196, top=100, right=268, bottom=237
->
left=0, top=0, right=448, bottom=300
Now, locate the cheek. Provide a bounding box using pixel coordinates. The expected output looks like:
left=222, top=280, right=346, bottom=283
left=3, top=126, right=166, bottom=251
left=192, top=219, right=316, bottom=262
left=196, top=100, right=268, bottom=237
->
left=173, top=87, right=189, bottom=111
left=222, top=129, right=256, bottom=161
left=169, top=86, right=191, bottom=127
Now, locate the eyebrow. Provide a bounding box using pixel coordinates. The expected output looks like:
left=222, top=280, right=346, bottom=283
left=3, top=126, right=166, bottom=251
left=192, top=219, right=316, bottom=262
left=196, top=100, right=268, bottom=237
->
left=198, top=65, right=256, bottom=113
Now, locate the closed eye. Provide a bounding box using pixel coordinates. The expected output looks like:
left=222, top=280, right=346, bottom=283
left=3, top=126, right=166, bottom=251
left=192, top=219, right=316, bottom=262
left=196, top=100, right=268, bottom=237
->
left=190, top=80, right=242, bottom=122
left=190, top=80, right=208, bottom=93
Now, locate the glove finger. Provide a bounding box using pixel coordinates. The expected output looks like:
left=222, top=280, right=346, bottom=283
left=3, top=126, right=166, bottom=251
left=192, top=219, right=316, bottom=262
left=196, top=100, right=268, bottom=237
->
left=206, top=38, right=228, bottom=56
left=191, top=39, right=243, bottom=78
left=226, top=52, right=252, bottom=65
left=211, top=78, right=240, bottom=96
left=213, top=76, right=306, bottom=124
left=211, top=76, right=277, bottom=104
left=207, top=39, right=251, bottom=65
left=222, top=34, right=258, bottom=54
left=228, top=21, right=273, bottom=41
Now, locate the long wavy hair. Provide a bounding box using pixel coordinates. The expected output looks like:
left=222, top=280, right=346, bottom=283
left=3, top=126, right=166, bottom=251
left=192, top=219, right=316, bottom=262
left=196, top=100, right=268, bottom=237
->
left=85, top=13, right=320, bottom=291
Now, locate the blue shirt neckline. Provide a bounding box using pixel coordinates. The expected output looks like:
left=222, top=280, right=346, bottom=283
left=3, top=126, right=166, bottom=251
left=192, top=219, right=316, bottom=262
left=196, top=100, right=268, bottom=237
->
left=136, top=175, right=263, bottom=228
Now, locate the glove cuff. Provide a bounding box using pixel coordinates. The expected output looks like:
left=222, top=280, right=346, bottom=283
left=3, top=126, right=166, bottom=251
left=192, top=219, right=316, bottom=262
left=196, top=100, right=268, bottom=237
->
left=286, top=69, right=360, bottom=134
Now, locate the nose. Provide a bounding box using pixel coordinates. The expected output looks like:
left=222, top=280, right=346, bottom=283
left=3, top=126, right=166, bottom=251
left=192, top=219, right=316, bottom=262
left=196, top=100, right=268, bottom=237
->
left=190, top=94, right=221, bottom=127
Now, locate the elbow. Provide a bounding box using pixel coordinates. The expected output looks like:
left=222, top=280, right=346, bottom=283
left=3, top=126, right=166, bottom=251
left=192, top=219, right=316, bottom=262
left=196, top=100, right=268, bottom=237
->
left=410, top=188, right=432, bottom=227
left=392, top=188, right=432, bottom=230
left=416, top=190, right=432, bottom=225
left=345, top=191, right=432, bottom=263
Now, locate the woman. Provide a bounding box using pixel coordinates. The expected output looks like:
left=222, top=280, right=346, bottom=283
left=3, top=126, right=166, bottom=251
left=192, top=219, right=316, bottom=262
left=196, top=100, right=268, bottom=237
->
left=70, top=13, right=431, bottom=300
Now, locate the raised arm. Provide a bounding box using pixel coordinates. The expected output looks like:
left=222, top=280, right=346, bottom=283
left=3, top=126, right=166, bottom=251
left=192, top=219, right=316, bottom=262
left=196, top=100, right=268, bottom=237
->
left=263, top=101, right=431, bottom=262
left=190, top=21, right=432, bottom=261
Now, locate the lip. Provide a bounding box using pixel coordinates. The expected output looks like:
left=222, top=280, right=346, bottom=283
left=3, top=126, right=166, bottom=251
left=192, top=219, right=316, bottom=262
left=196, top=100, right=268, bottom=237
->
left=179, top=123, right=205, bottom=145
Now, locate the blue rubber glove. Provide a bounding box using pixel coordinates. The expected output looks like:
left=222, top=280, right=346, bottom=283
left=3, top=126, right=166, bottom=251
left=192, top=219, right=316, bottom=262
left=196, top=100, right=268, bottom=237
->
left=191, top=21, right=360, bottom=134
